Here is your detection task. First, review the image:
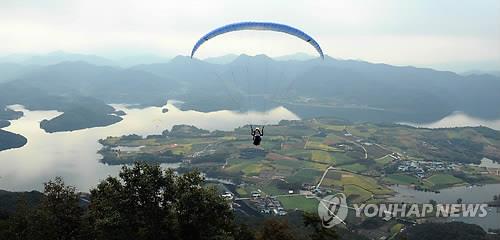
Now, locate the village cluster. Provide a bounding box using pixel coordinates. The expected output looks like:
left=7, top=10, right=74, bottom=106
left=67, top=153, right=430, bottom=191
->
left=395, top=160, right=459, bottom=178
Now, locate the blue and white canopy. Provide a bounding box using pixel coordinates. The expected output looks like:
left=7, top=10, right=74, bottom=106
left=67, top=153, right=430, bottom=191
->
left=190, top=22, right=324, bottom=59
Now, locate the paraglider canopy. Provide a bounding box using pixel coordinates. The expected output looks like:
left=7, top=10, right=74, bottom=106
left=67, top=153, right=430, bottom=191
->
left=190, top=21, right=324, bottom=59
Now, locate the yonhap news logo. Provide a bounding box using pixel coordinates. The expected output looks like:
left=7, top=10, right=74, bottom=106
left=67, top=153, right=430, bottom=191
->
left=317, top=193, right=489, bottom=228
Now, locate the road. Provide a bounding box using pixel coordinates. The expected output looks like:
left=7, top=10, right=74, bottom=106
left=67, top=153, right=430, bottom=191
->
left=235, top=193, right=304, bottom=201
left=349, top=141, right=368, bottom=159
left=316, top=166, right=336, bottom=189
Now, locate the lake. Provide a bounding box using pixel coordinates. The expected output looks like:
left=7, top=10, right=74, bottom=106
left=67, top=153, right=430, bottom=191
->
left=389, top=184, right=500, bottom=230
left=389, top=184, right=500, bottom=204
left=0, top=102, right=299, bottom=191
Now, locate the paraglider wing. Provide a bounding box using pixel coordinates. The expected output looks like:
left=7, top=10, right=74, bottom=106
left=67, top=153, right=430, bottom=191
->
left=190, top=22, right=324, bottom=59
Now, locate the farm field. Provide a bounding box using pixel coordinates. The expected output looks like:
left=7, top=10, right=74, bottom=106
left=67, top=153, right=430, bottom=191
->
left=384, top=174, right=419, bottom=185
left=425, top=173, right=464, bottom=189
left=277, top=196, right=319, bottom=213
left=98, top=118, right=500, bottom=213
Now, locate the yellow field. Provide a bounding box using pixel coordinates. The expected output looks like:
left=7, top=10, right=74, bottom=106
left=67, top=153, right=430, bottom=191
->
left=375, top=155, right=393, bottom=165
left=277, top=196, right=319, bottom=213
left=319, top=124, right=346, bottom=131
left=341, top=173, right=392, bottom=195
left=224, top=161, right=267, bottom=175
left=305, top=141, right=341, bottom=152
left=321, top=173, right=379, bottom=203
left=426, top=173, right=464, bottom=187
left=311, top=150, right=333, bottom=163
left=339, top=163, right=368, bottom=173
left=139, top=143, right=192, bottom=154
left=344, top=185, right=372, bottom=203
left=222, top=136, right=237, bottom=141
left=170, top=144, right=192, bottom=154
left=304, top=161, right=330, bottom=171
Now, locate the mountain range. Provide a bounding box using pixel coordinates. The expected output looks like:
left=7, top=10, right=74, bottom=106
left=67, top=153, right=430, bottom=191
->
left=1, top=52, right=499, bottom=127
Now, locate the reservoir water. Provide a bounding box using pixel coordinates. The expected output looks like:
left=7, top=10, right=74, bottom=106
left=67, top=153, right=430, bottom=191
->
left=401, top=111, right=500, bottom=130
left=389, top=184, right=500, bottom=230
left=0, top=102, right=299, bottom=191
left=389, top=184, right=500, bottom=204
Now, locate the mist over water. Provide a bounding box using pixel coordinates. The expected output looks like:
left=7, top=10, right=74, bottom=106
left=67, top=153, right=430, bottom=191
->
left=401, top=111, right=500, bottom=130
left=0, top=102, right=299, bottom=191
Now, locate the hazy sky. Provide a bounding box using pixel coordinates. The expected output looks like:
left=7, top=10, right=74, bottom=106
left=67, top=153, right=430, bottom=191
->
left=1, top=0, right=499, bottom=71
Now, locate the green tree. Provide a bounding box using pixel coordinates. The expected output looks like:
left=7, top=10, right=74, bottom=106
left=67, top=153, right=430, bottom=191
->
left=0, top=177, right=85, bottom=240
left=1, top=198, right=32, bottom=240
left=303, top=213, right=338, bottom=240
left=0, top=163, right=244, bottom=240
left=256, top=219, right=297, bottom=240
left=89, top=162, right=236, bottom=240
left=232, top=224, right=256, bottom=240
left=28, top=177, right=83, bottom=240
left=175, top=171, right=235, bottom=239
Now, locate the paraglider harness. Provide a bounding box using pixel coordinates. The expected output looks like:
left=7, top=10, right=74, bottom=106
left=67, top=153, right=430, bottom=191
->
left=250, top=125, right=264, bottom=146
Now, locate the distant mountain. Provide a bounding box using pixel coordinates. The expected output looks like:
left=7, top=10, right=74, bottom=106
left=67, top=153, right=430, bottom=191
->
left=462, top=70, right=500, bottom=77
left=204, top=53, right=315, bottom=63
left=0, top=51, right=115, bottom=66
left=287, top=58, right=500, bottom=121
left=115, top=54, right=171, bottom=67
left=27, top=51, right=115, bottom=66
left=274, top=52, right=316, bottom=61
left=132, top=55, right=224, bottom=88
left=0, top=53, right=33, bottom=63
left=5, top=61, right=179, bottom=105
left=0, top=63, right=40, bottom=83
left=134, top=54, right=500, bottom=121
left=203, top=54, right=238, bottom=64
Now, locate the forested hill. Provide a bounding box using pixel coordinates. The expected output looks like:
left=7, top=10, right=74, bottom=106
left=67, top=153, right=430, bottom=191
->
left=1, top=54, right=500, bottom=125
left=0, top=111, right=26, bottom=152
left=0, top=190, right=43, bottom=216
left=133, top=54, right=500, bottom=122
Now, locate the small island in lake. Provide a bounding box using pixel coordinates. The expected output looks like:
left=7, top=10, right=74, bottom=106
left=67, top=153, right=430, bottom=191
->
left=0, top=120, right=10, bottom=129
left=0, top=129, right=27, bottom=151
left=0, top=114, right=27, bottom=152
left=40, top=107, right=123, bottom=133
left=0, top=108, right=23, bottom=122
